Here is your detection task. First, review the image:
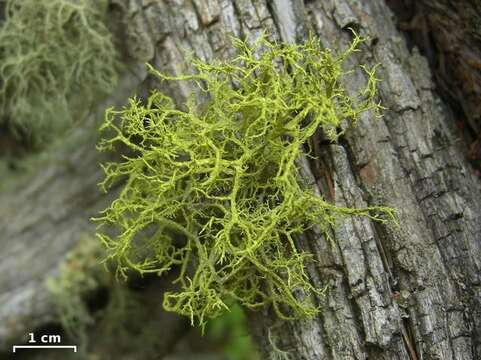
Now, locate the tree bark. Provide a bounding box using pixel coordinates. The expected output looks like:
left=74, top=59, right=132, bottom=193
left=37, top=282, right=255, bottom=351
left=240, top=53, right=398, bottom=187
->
left=0, top=0, right=480, bottom=359
left=387, top=0, right=481, bottom=137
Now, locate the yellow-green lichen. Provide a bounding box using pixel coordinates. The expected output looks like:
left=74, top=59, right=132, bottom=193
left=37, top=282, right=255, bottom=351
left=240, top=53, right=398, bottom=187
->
left=0, top=0, right=119, bottom=147
left=95, top=34, right=394, bottom=330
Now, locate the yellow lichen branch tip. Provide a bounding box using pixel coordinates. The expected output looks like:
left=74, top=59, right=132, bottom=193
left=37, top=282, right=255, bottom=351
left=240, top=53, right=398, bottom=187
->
left=95, top=33, right=392, bottom=330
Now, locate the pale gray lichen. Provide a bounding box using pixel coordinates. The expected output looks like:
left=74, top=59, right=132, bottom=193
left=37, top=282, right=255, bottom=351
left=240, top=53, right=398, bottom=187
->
left=0, top=0, right=120, bottom=147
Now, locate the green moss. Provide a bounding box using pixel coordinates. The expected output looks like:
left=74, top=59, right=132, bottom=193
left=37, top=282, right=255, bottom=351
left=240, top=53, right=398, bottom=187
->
left=95, top=34, right=395, bottom=330
left=0, top=0, right=119, bottom=147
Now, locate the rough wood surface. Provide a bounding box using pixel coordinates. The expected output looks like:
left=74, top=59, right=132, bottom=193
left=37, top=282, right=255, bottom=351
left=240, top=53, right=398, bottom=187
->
left=1, top=0, right=480, bottom=359
left=387, top=0, right=481, bottom=136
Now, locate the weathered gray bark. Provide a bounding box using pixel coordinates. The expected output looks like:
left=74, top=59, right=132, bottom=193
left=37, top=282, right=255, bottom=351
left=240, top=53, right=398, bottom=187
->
left=387, top=0, right=481, bottom=136
left=1, top=0, right=480, bottom=359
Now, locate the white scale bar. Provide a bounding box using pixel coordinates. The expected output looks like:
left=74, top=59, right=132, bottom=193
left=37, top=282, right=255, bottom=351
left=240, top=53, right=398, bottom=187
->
left=13, top=345, right=77, bottom=352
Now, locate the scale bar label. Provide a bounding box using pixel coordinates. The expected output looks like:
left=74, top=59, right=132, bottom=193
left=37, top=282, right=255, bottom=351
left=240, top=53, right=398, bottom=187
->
left=13, top=345, right=77, bottom=352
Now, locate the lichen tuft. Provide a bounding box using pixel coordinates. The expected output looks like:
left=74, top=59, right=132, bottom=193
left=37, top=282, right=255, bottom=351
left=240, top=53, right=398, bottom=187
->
left=95, top=34, right=394, bottom=330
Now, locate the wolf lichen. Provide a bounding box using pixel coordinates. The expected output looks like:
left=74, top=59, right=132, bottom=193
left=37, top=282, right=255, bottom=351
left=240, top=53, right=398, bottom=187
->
left=96, top=34, right=394, bottom=329
left=0, top=0, right=119, bottom=146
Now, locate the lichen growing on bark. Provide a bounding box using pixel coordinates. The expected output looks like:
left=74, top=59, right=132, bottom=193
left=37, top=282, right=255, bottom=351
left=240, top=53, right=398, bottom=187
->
left=95, top=34, right=394, bottom=329
left=0, top=0, right=119, bottom=147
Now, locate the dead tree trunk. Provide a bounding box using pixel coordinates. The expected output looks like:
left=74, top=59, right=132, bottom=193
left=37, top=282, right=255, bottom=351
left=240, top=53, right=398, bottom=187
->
left=1, top=0, right=480, bottom=359
left=387, top=0, right=481, bottom=138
